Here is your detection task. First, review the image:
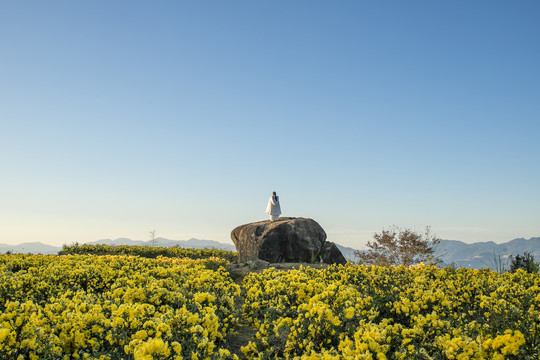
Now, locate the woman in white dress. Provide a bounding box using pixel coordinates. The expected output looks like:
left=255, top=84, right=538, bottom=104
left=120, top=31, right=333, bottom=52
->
left=265, top=191, right=281, bottom=221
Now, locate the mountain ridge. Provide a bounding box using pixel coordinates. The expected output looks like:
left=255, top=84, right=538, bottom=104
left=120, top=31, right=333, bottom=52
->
left=0, top=237, right=237, bottom=255
left=1, top=237, right=539, bottom=270
left=436, top=237, right=540, bottom=269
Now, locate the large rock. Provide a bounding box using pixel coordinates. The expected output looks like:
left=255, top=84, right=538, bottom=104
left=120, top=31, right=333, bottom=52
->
left=320, top=242, right=347, bottom=265
left=230, top=217, right=347, bottom=265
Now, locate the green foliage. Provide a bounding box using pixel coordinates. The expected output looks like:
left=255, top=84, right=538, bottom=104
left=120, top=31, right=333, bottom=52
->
left=59, top=243, right=237, bottom=262
left=510, top=252, right=539, bottom=273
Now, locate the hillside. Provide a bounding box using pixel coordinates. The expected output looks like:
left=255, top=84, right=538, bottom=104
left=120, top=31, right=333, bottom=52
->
left=437, top=237, right=540, bottom=269
left=86, top=237, right=237, bottom=251
left=0, top=242, right=61, bottom=255
left=1, top=237, right=539, bottom=270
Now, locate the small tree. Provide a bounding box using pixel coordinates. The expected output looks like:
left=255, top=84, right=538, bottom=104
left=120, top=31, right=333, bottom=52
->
left=354, top=226, right=442, bottom=267
left=510, top=252, right=539, bottom=273
left=149, top=230, right=157, bottom=246
left=480, top=250, right=509, bottom=274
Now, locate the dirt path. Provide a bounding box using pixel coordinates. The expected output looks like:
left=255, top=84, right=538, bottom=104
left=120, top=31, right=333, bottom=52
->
left=222, top=284, right=256, bottom=359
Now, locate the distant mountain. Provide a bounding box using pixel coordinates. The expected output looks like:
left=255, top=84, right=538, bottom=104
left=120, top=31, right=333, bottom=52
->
left=0, top=237, right=236, bottom=255
left=437, top=237, right=540, bottom=269
left=85, top=237, right=237, bottom=251
left=1, top=237, right=539, bottom=271
left=0, top=242, right=61, bottom=255
left=86, top=238, right=147, bottom=246
left=349, top=237, right=540, bottom=269
left=335, top=244, right=358, bottom=262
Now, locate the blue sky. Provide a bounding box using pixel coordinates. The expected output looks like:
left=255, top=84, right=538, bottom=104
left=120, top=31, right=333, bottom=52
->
left=1, top=1, right=539, bottom=248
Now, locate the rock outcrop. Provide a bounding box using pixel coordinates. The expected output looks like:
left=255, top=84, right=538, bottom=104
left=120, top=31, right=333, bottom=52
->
left=230, top=217, right=347, bottom=265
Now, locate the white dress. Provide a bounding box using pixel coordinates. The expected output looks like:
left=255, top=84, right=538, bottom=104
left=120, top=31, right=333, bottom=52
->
left=265, top=195, right=281, bottom=220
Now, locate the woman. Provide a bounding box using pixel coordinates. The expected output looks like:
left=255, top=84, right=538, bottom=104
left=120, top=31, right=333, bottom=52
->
left=265, top=191, right=281, bottom=221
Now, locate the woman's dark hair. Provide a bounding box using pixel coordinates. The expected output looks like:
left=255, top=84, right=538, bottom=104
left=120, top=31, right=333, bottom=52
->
left=273, top=191, right=277, bottom=196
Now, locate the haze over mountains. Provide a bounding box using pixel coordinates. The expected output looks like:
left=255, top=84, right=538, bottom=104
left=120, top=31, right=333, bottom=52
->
left=437, top=237, right=540, bottom=269
left=1, top=237, right=539, bottom=270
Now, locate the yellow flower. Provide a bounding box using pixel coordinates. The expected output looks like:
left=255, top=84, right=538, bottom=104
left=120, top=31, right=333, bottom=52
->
left=0, top=328, right=11, bottom=343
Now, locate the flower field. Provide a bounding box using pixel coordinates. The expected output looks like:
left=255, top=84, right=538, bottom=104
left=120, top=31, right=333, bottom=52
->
left=241, top=264, right=540, bottom=359
left=1, top=251, right=539, bottom=359
left=59, top=244, right=237, bottom=263
left=0, top=254, right=240, bottom=360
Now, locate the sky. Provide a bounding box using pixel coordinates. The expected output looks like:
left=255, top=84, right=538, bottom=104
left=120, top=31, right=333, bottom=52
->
left=1, top=1, right=539, bottom=249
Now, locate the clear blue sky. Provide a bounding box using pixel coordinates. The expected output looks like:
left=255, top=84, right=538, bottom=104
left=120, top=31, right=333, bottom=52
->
left=1, top=1, right=539, bottom=248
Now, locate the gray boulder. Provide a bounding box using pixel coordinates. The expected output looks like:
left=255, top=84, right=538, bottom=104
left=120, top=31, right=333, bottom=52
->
left=320, top=242, right=347, bottom=265
left=230, top=217, right=347, bottom=265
